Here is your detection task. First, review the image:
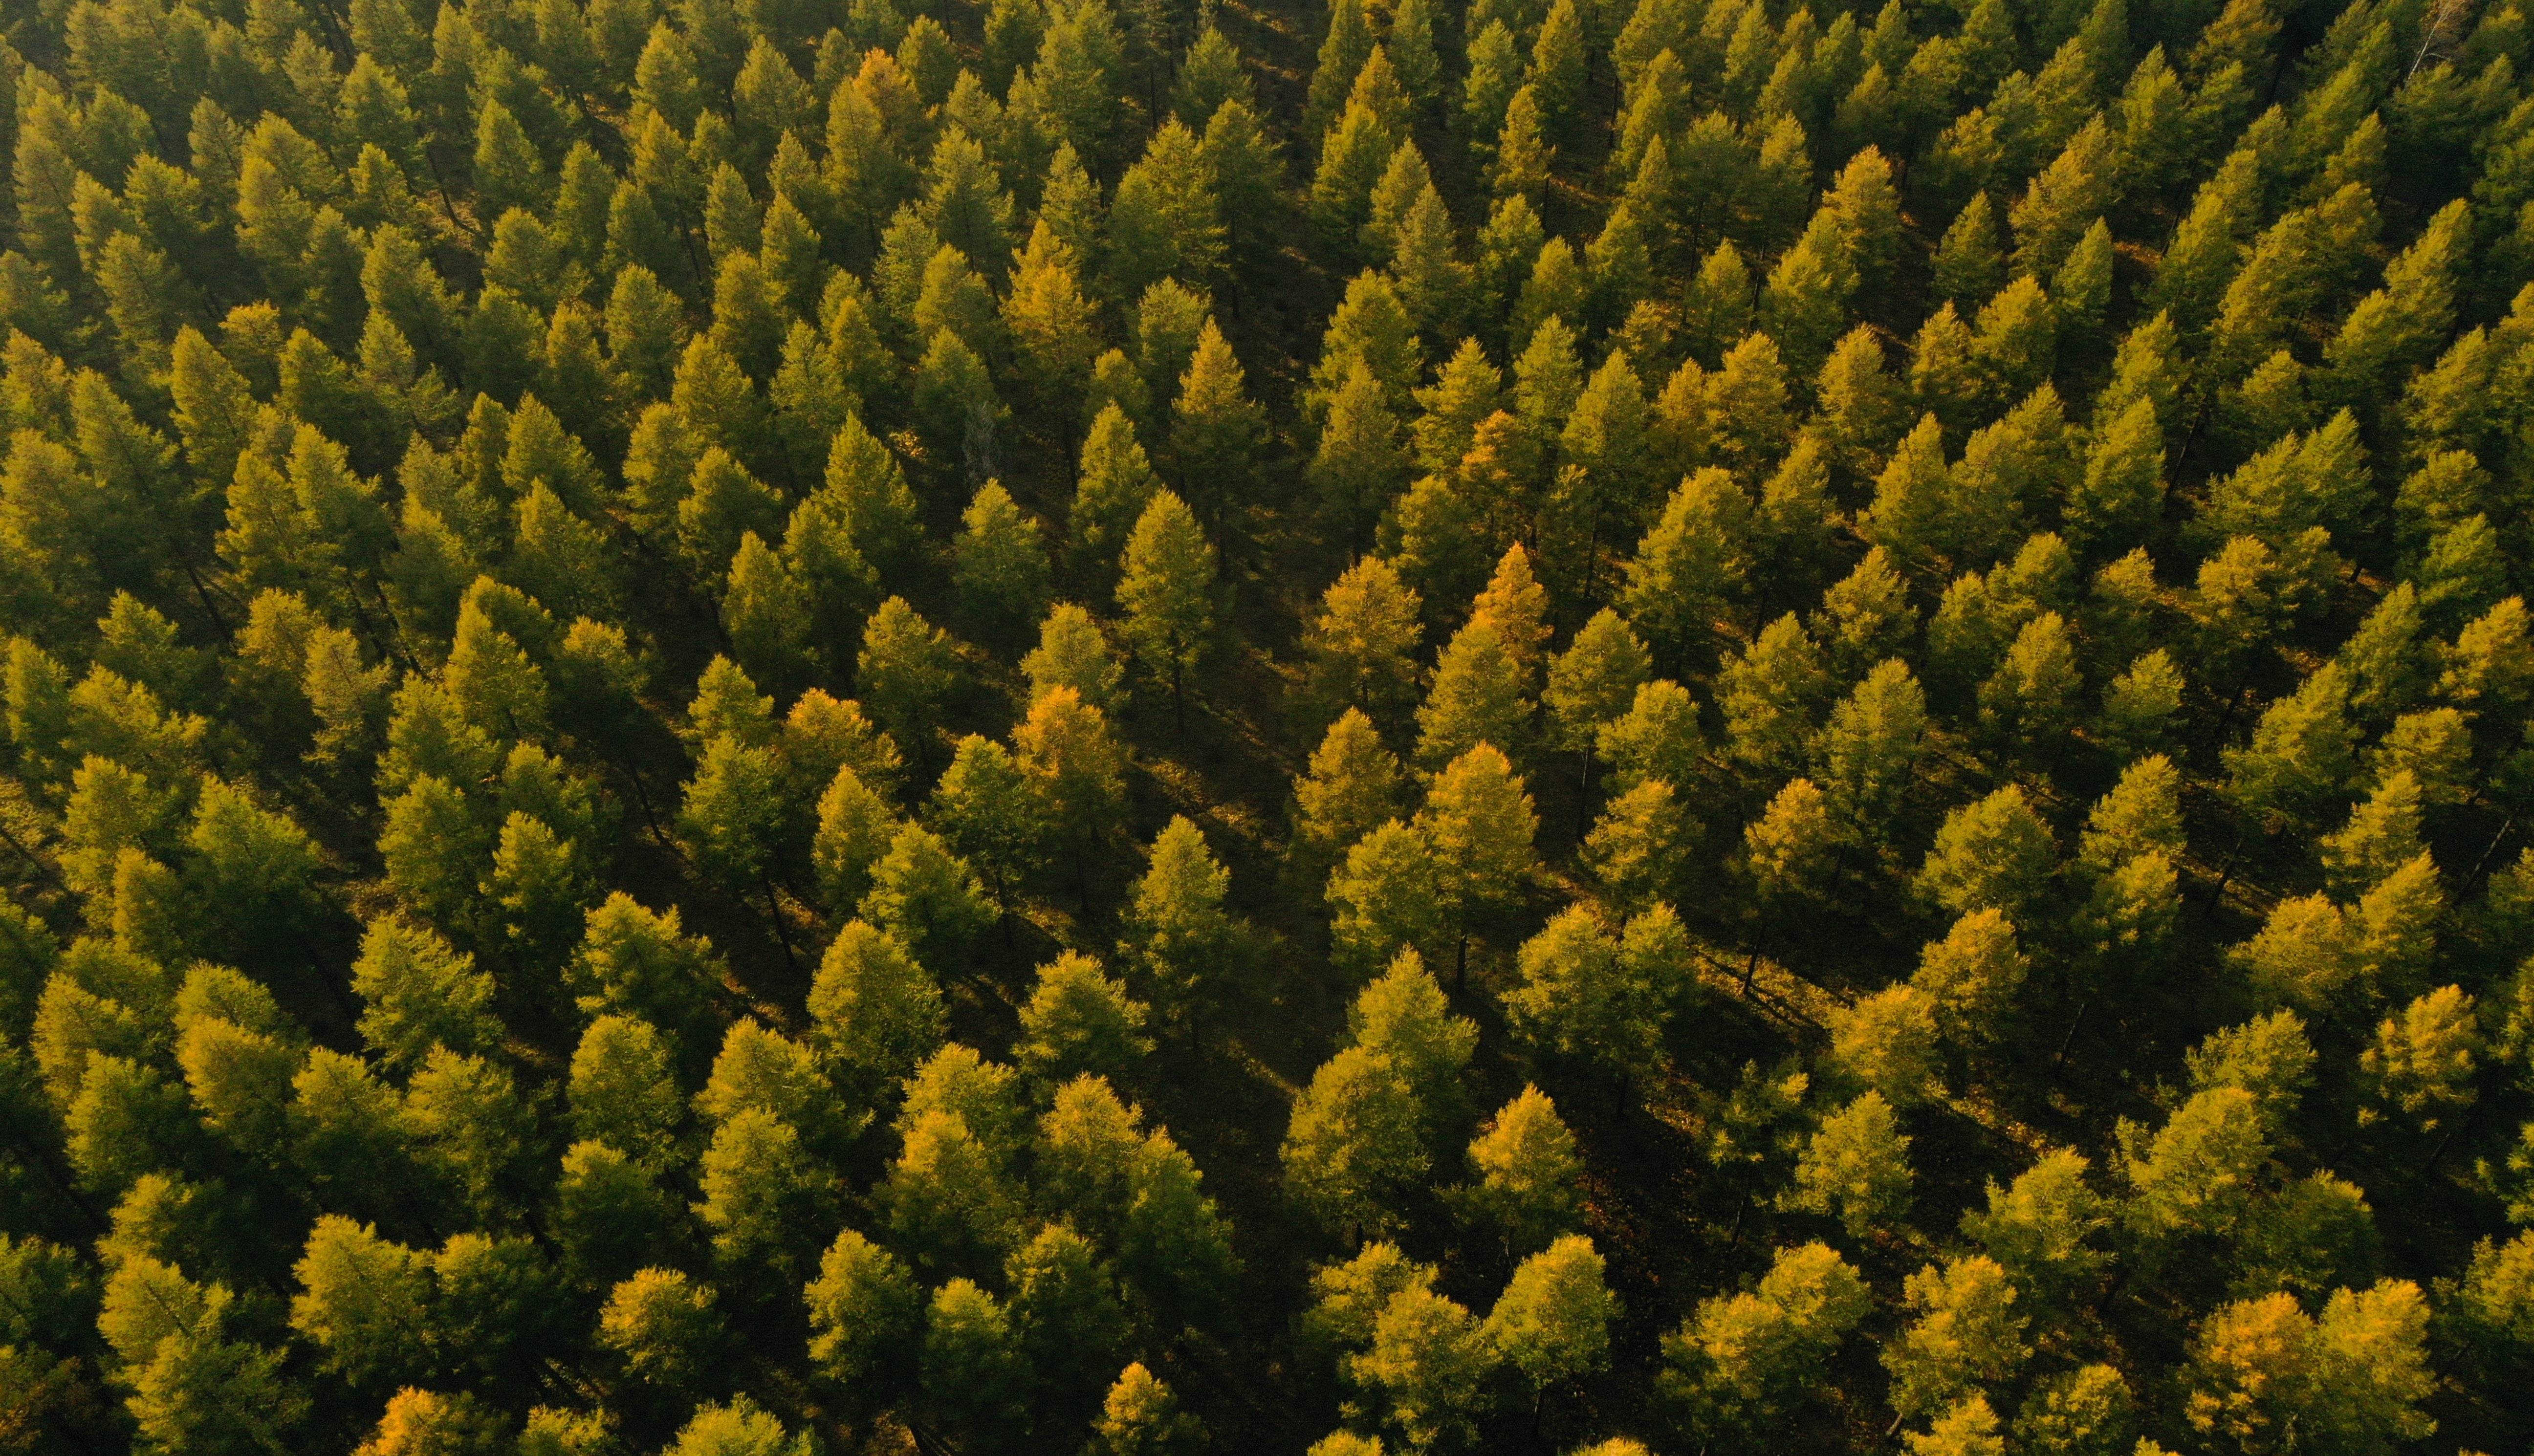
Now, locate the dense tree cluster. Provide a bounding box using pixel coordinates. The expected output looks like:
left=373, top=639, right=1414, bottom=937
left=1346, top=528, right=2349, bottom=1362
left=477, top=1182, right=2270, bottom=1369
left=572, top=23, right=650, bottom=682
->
left=1, top=0, right=2533, bottom=1448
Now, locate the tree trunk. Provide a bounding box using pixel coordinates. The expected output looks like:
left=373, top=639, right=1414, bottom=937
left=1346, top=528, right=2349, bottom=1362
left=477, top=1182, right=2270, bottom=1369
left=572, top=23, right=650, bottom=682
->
left=2051, top=1000, right=2088, bottom=1071
left=419, top=146, right=478, bottom=240
left=0, top=815, right=65, bottom=893
left=2467, top=814, right=2517, bottom=892
left=2209, top=681, right=2250, bottom=741
left=616, top=755, right=672, bottom=850
left=2421, top=1106, right=2477, bottom=1174
left=760, top=877, right=799, bottom=972
left=2200, top=832, right=2248, bottom=919
left=1573, top=744, right=1594, bottom=847
left=175, top=553, right=230, bottom=639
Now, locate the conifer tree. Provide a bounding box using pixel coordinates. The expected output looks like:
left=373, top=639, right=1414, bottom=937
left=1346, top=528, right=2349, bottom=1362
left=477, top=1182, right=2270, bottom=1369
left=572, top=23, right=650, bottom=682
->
left=1017, top=952, right=1154, bottom=1088
left=1306, top=557, right=1424, bottom=732
left=1356, top=1285, right=1500, bottom=1449
left=1297, top=708, right=1408, bottom=863
left=1328, top=817, right=1451, bottom=977
left=1088, top=1362, right=1205, bottom=1456
left=1306, top=0, right=1376, bottom=140
left=1015, top=684, right=1128, bottom=891
left=1168, top=322, right=1266, bottom=529
left=0, top=0, right=2523, bottom=1440
left=1491, top=86, right=1556, bottom=205
left=808, top=920, right=946, bottom=1101
left=1112, top=817, right=1235, bottom=1034
left=1004, top=221, right=1100, bottom=413
left=1598, top=678, right=1706, bottom=795
left=1024, top=605, right=1127, bottom=716
left=1547, top=606, right=1652, bottom=812
left=1113, top=121, right=1225, bottom=297
left=1458, top=1084, right=1584, bottom=1255
left=1464, top=20, right=1524, bottom=148
left=861, top=824, right=998, bottom=977
left=1805, top=651, right=1926, bottom=825
left=2180, top=1282, right=2433, bottom=1456
left=1935, top=193, right=2007, bottom=308
left=952, top=481, right=1052, bottom=651
left=857, top=597, right=961, bottom=779
left=1174, top=25, right=1252, bottom=124
left=1116, top=491, right=1216, bottom=730
left=1312, top=360, right=1413, bottom=557
left=351, top=916, right=499, bottom=1073
left=1505, top=901, right=1685, bottom=1084
left=1784, top=1090, right=1914, bottom=1239
left=721, top=533, right=815, bottom=695
left=928, top=735, right=1051, bottom=910
left=1624, top=469, right=1752, bottom=672
left=1313, top=103, right=1398, bottom=247
left=1660, top=1241, right=1873, bottom=1437
left=1680, top=243, right=1755, bottom=366
left=1072, top=404, right=1164, bottom=586
left=1284, top=1041, right=1428, bottom=1242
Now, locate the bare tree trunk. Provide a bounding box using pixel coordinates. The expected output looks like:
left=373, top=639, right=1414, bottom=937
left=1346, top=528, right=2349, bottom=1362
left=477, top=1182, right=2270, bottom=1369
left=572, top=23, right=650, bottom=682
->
left=615, top=755, right=674, bottom=855
left=1573, top=744, right=1594, bottom=846
left=2468, top=814, right=2517, bottom=892
left=2200, top=832, right=2248, bottom=919
left=2052, top=1000, right=2088, bottom=1071
left=760, top=877, right=799, bottom=972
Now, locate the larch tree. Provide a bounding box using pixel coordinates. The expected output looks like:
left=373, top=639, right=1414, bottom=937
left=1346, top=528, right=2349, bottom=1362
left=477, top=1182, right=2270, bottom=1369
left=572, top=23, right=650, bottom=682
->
left=808, top=919, right=948, bottom=1103
left=1282, top=1043, right=1428, bottom=1244
left=1503, top=902, right=1690, bottom=1089
left=859, top=825, right=998, bottom=983
left=951, top=480, right=1053, bottom=651
left=1414, top=743, right=1540, bottom=983
left=1169, top=322, right=1266, bottom=528
left=1659, top=1241, right=1874, bottom=1438
left=856, top=596, right=964, bottom=781
left=1783, top=1091, right=1915, bottom=1239
left=1457, top=1084, right=1585, bottom=1256
left=1545, top=607, right=1652, bottom=814
left=1483, top=1233, right=1617, bottom=1405
left=1017, top=952, right=1154, bottom=1088
left=0, top=0, right=2521, bottom=1446
left=1416, top=620, right=1532, bottom=770
left=1306, top=556, right=1425, bottom=732
left=1116, top=491, right=1216, bottom=731
left=1121, top=816, right=1239, bottom=1033
left=1295, top=708, right=1408, bottom=865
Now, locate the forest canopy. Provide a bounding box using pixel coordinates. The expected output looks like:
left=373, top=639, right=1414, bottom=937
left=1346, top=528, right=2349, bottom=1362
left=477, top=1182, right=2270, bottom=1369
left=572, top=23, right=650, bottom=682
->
left=0, top=0, right=2532, bottom=1449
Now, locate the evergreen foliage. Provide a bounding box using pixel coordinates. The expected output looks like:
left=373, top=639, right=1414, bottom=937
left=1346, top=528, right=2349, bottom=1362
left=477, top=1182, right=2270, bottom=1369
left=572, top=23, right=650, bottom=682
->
left=0, top=0, right=2526, bottom=1451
